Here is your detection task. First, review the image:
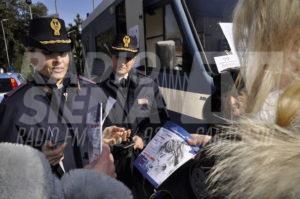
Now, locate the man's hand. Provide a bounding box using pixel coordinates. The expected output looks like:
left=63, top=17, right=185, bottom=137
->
left=84, top=144, right=116, bottom=178
left=103, top=126, right=131, bottom=145
left=42, top=140, right=67, bottom=166
left=132, top=135, right=144, bottom=150
left=187, top=134, right=212, bottom=146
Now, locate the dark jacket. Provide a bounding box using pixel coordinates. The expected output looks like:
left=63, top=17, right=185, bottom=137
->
left=99, top=69, right=169, bottom=141
left=0, top=72, right=107, bottom=176
left=99, top=69, right=169, bottom=193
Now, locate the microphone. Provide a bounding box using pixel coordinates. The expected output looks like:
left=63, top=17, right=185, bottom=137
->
left=61, top=169, right=133, bottom=199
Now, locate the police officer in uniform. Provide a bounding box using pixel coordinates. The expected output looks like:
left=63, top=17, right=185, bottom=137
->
left=99, top=34, right=169, bottom=194
left=0, top=17, right=116, bottom=178
left=101, top=34, right=169, bottom=148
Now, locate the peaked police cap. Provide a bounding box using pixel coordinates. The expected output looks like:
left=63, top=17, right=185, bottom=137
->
left=24, top=17, right=72, bottom=53
left=111, top=34, right=139, bottom=59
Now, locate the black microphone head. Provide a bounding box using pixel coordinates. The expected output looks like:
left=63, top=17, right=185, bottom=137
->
left=61, top=169, right=133, bottom=199
left=0, top=143, right=63, bottom=199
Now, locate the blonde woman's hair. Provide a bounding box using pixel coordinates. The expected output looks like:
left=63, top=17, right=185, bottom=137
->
left=233, top=0, right=300, bottom=113
left=207, top=120, right=300, bottom=199
left=276, top=81, right=300, bottom=127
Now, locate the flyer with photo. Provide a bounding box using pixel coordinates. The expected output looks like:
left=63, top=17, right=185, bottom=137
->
left=134, top=122, right=200, bottom=188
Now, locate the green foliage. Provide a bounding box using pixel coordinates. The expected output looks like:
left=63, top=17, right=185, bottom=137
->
left=0, top=0, right=47, bottom=72
left=68, top=14, right=84, bottom=76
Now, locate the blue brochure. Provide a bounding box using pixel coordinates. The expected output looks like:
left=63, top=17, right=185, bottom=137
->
left=134, top=122, right=200, bottom=188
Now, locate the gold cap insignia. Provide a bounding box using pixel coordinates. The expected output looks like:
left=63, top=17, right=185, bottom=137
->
left=50, top=18, right=61, bottom=36
left=123, top=35, right=131, bottom=48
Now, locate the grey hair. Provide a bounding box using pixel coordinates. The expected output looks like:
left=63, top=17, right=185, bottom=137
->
left=61, top=169, right=133, bottom=199
left=0, top=143, right=63, bottom=199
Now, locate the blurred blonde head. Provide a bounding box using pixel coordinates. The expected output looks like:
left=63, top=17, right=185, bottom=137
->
left=233, top=0, right=300, bottom=113
left=207, top=120, right=300, bottom=199
left=276, top=81, right=300, bottom=127
left=206, top=2, right=300, bottom=196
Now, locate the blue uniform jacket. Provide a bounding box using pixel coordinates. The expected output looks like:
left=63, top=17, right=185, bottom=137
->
left=99, top=69, right=169, bottom=141
left=0, top=72, right=107, bottom=176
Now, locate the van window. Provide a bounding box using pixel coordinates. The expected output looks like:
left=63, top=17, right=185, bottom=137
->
left=184, top=0, right=238, bottom=73
left=145, top=6, right=164, bottom=62
left=165, top=4, right=183, bottom=68
left=94, top=1, right=127, bottom=53
left=95, top=28, right=115, bottom=53
left=116, top=1, right=127, bottom=34
left=145, top=3, right=192, bottom=74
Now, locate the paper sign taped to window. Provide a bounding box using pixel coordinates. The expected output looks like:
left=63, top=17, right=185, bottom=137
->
left=214, top=54, right=240, bottom=72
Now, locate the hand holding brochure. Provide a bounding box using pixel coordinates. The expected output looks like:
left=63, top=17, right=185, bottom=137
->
left=87, top=98, right=116, bottom=163
left=134, top=122, right=200, bottom=188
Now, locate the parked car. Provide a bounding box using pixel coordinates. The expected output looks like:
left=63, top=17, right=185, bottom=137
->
left=0, top=73, right=26, bottom=103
